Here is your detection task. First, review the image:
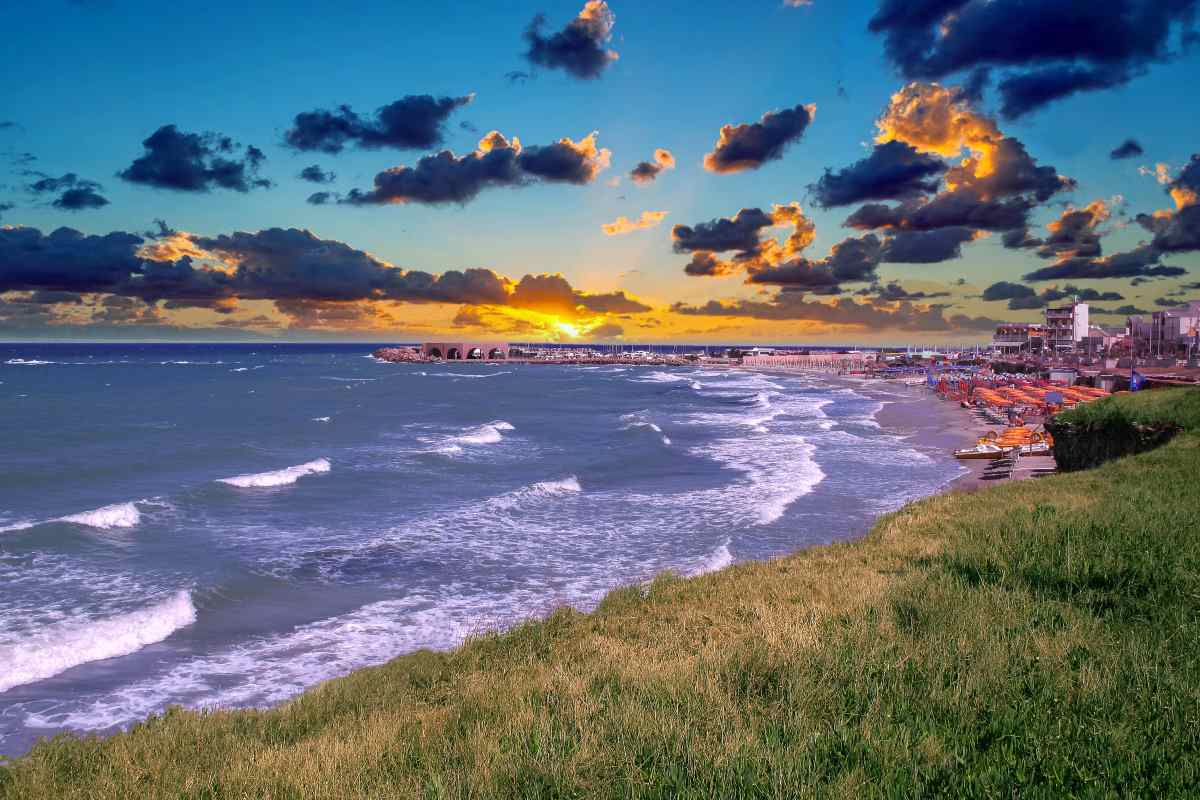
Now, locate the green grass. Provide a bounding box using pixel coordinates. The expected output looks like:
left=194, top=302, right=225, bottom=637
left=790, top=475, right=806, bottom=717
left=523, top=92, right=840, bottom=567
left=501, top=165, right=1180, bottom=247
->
left=3, top=392, right=1200, bottom=798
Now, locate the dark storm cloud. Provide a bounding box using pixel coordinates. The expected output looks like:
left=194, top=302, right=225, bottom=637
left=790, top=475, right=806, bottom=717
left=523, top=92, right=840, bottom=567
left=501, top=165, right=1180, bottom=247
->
left=859, top=281, right=952, bottom=301
left=846, top=192, right=1035, bottom=233
left=703, top=104, right=815, bottom=174
left=1002, top=227, right=1043, bottom=249
left=671, top=208, right=774, bottom=255
left=748, top=235, right=884, bottom=290
left=283, top=95, right=473, bottom=154
left=1135, top=156, right=1200, bottom=252
left=945, top=137, right=1074, bottom=202
left=306, top=191, right=339, bottom=205
left=629, top=149, right=675, bottom=184
left=0, top=226, right=146, bottom=293
left=25, top=172, right=110, bottom=211
left=1110, top=138, right=1145, bottom=160
left=1022, top=244, right=1187, bottom=281
left=299, top=165, right=335, bottom=184
left=0, top=202, right=14, bottom=219
left=118, top=125, right=272, bottom=192
left=1034, top=202, right=1110, bottom=260
left=868, top=0, right=1199, bottom=117
left=996, top=65, right=1129, bottom=119
left=671, top=291, right=997, bottom=332
left=880, top=227, right=975, bottom=263
left=809, top=141, right=945, bottom=208
left=343, top=131, right=610, bottom=206
left=523, top=1, right=618, bottom=80
left=982, top=279, right=1124, bottom=309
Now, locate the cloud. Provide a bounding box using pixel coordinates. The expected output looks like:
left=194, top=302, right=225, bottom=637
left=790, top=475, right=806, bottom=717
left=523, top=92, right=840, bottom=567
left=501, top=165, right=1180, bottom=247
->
left=672, top=207, right=775, bottom=255
left=306, top=191, right=339, bottom=205
left=981, top=279, right=1124, bottom=309
left=810, top=140, right=946, bottom=207
left=1135, top=155, right=1200, bottom=252
left=1110, top=138, right=1145, bottom=160
left=299, top=165, right=336, bottom=184
left=1022, top=243, right=1186, bottom=281
left=118, top=125, right=271, bottom=192
left=523, top=1, right=618, bottom=80
left=1033, top=200, right=1111, bottom=260
left=840, top=82, right=1072, bottom=248
left=879, top=227, right=976, bottom=263
left=343, top=130, right=610, bottom=206
left=671, top=291, right=996, bottom=332
left=25, top=172, right=110, bottom=211
left=630, top=149, right=676, bottom=184
left=748, top=234, right=883, bottom=290
left=861, top=281, right=951, bottom=301
left=507, top=273, right=649, bottom=315
left=587, top=321, right=624, bottom=339
left=0, top=202, right=13, bottom=219
left=868, top=0, right=1198, bottom=117
left=601, top=210, right=668, bottom=236
left=283, top=95, right=473, bottom=154
left=702, top=103, right=816, bottom=174
left=0, top=224, right=650, bottom=334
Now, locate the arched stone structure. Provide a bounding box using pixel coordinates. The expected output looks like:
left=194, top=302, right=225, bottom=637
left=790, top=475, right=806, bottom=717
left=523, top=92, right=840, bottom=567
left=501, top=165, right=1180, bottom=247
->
left=420, top=342, right=511, bottom=362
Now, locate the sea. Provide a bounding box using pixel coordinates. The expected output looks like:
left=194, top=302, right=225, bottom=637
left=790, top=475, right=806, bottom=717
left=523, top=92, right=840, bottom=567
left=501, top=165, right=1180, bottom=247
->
left=0, top=343, right=964, bottom=755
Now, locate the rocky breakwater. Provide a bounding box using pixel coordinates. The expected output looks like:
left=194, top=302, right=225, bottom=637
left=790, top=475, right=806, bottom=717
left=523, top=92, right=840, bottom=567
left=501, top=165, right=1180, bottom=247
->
left=372, top=347, right=424, bottom=363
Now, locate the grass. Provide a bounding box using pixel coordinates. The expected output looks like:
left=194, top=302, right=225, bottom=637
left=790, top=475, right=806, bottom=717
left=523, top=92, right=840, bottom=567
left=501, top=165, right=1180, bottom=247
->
left=3, top=391, right=1200, bottom=798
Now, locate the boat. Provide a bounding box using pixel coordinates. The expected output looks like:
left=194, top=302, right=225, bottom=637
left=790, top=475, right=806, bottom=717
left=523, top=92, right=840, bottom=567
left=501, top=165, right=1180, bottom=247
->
left=954, top=428, right=1054, bottom=459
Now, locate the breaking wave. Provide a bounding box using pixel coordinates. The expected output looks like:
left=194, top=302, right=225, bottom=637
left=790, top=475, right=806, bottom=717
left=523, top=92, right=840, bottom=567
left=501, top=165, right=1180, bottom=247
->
left=0, top=590, right=197, bottom=694
left=218, top=458, right=331, bottom=488
left=689, top=539, right=734, bottom=576
left=488, top=476, right=582, bottom=511
left=58, top=502, right=142, bottom=530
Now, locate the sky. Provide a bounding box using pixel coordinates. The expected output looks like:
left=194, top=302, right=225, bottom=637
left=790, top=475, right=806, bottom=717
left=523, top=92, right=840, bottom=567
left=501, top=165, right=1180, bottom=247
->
left=2, top=0, right=1199, bottom=344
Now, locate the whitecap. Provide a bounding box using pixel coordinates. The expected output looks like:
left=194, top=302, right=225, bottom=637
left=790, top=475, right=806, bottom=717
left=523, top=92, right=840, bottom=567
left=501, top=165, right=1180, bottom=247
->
left=312, top=416, right=331, bottom=423
left=427, top=371, right=512, bottom=379
left=218, top=458, right=331, bottom=488
left=5, top=358, right=52, bottom=366
left=689, top=539, right=734, bottom=576
left=488, top=476, right=582, bottom=511
left=57, top=502, right=141, bottom=530
left=0, top=590, right=196, bottom=694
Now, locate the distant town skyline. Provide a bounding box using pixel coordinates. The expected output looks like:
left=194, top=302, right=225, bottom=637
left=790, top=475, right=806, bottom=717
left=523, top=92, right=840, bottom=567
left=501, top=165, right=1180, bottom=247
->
left=2, top=0, right=1199, bottom=343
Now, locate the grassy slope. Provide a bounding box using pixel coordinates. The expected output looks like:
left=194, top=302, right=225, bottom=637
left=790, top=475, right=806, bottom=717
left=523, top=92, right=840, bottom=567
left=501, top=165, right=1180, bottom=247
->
left=3, top=390, right=1200, bottom=799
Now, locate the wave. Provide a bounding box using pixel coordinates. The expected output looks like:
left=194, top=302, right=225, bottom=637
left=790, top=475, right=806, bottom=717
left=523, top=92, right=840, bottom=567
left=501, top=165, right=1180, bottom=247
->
left=630, top=370, right=691, bottom=384
left=319, top=377, right=375, bottom=382
left=0, top=590, right=196, bottom=694
left=689, top=539, right=734, bottom=576
left=452, top=421, right=513, bottom=446
left=58, top=502, right=141, bottom=530
left=218, top=458, right=331, bottom=488
left=427, top=371, right=512, bottom=379
left=5, top=358, right=52, bottom=366
left=620, top=411, right=671, bottom=446
left=312, top=416, right=331, bottom=423
left=488, top=476, right=582, bottom=510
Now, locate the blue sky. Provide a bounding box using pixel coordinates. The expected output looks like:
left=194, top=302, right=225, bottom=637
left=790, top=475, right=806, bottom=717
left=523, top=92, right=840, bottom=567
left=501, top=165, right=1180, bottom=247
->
left=2, top=0, right=1199, bottom=342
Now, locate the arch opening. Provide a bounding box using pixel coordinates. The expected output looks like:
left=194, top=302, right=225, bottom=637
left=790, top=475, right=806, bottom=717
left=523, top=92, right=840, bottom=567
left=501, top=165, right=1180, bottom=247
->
left=488, top=348, right=505, bottom=360
left=427, top=347, right=443, bottom=359
left=467, top=347, right=483, bottom=360
left=447, top=348, right=462, bottom=360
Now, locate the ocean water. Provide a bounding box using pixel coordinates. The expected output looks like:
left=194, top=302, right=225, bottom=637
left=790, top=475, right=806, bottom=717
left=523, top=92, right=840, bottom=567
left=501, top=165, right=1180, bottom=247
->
left=0, top=343, right=963, bottom=755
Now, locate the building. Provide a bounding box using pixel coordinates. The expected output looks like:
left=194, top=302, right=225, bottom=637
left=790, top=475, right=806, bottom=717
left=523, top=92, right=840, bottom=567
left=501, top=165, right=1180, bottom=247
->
left=1144, top=300, right=1200, bottom=359
left=1044, top=302, right=1089, bottom=353
left=991, top=323, right=1045, bottom=357
left=420, top=341, right=511, bottom=360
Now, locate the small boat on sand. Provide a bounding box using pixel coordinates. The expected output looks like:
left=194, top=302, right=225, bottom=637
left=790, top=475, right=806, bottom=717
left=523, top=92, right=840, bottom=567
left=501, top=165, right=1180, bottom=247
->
left=954, top=428, right=1054, bottom=459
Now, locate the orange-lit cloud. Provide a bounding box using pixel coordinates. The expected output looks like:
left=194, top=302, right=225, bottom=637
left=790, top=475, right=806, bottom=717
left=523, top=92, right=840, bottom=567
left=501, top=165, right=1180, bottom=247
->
left=630, top=148, right=676, bottom=184
left=601, top=210, right=668, bottom=236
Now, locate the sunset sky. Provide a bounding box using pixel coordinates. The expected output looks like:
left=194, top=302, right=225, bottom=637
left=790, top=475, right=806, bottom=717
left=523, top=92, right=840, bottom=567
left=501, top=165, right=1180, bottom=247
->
left=2, top=0, right=1199, bottom=343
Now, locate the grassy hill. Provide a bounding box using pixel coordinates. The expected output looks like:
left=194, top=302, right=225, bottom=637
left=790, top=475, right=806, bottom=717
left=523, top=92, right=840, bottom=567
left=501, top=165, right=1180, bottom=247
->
left=3, top=389, right=1199, bottom=798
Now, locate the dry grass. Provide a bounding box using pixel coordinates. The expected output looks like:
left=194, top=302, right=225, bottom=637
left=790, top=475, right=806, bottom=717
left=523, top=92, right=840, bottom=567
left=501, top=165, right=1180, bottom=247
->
left=2, top=402, right=1198, bottom=798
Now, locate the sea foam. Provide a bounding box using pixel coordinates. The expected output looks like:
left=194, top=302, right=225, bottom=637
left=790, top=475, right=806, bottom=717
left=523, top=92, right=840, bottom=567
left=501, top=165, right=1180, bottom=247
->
left=218, top=458, right=331, bottom=488
left=0, top=590, right=196, bottom=694
left=58, top=502, right=142, bottom=530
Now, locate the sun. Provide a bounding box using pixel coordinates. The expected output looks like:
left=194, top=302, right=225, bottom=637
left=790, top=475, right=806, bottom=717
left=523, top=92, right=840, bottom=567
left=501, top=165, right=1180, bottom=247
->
left=554, top=319, right=582, bottom=338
